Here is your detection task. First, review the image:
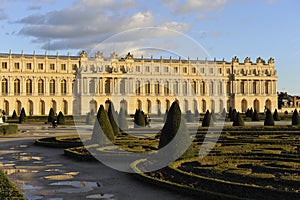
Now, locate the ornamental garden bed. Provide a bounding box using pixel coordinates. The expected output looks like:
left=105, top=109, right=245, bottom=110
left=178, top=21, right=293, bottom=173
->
left=35, top=135, right=84, bottom=148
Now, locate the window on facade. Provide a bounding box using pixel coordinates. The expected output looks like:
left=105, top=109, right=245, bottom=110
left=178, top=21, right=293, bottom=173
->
left=155, top=81, right=160, bottom=95
left=219, top=68, right=222, bottom=74
left=209, top=82, right=214, bottom=95
left=50, top=79, right=55, bottom=95
left=192, top=67, right=196, bottom=74
left=155, top=66, right=159, bottom=72
left=1, top=79, right=8, bottom=95
left=61, top=64, right=66, bottom=71
left=253, top=81, right=257, bottom=94
left=26, top=79, right=32, bottom=95
left=38, top=79, right=44, bottom=95
left=200, top=68, right=204, bottom=74
left=38, top=63, right=44, bottom=70
left=226, top=82, right=231, bottom=94
left=200, top=81, right=205, bottom=95
left=164, top=81, right=170, bottom=95
left=136, top=80, right=141, bottom=94
left=50, top=63, right=55, bottom=70
left=192, top=81, right=196, bottom=94
left=26, top=63, right=32, bottom=70
left=136, top=66, right=141, bottom=72
left=209, top=68, right=213, bottom=74
left=265, top=81, right=269, bottom=94
left=182, top=81, right=187, bottom=95
left=240, top=81, right=245, bottom=94
left=14, top=63, right=20, bottom=69
left=164, top=67, right=169, bottom=73
left=219, top=82, right=223, bottom=94
left=72, top=64, right=77, bottom=71
left=2, top=62, right=7, bottom=69
left=174, top=67, right=179, bottom=73
left=14, top=79, right=20, bottom=95
left=227, top=68, right=231, bottom=74
left=145, top=81, right=151, bottom=95
left=145, top=66, right=150, bottom=72
left=61, top=79, right=67, bottom=95
left=174, top=81, right=178, bottom=95
left=183, top=67, right=187, bottom=73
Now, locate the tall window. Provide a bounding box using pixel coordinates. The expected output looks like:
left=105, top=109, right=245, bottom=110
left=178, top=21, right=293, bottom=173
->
left=174, top=81, right=178, bottom=95
left=192, top=81, right=196, bottom=94
left=164, top=81, right=170, bottom=95
left=253, top=81, right=257, bottom=94
left=38, top=63, right=44, bottom=70
left=61, top=64, right=66, bottom=71
left=145, top=81, right=151, bottom=95
left=26, top=79, right=32, bottom=95
left=265, top=81, right=269, bottom=94
left=226, top=82, right=231, bottom=94
left=182, top=81, right=187, bottom=95
left=50, top=79, right=55, bottom=94
left=155, top=81, right=160, bottom=95
left=136, top=80, right=141, bottom=95
left=2, top=62, right=7, bottom=69
left=14, top=79, right=20, bottom=95
left=14, top=63, right=20, bottom=69
left=26, top=63, right=32, bottom=70
left=89, top=79, right=94, bottom=94
left=50, top=63, right=55, bottom=70
left=38, top=79, right=44, bottom=95
left=240, top=81, right=245, bottom=94
left=61, top=79, right=67, bottom=95
left=1, top=79, right=8, bottom=95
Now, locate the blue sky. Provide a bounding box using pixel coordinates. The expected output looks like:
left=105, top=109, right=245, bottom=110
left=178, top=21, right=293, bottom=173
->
left=0, top=0, right=299, bottom=94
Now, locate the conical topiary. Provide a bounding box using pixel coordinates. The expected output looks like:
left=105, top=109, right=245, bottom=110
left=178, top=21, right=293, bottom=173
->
left=252, top=109, right=259, bottom=121
left=12, top=110, right=17, bottom=119
left=57, top=111, right=66, bottom=125
left=249, top=108, right=253, bottom=118
left=292, top=109, right=300, bottom=125
left=107, top=102, right=120, bottom=135
left=245, top=108, right=250, bottom=117
left=273, top=109, right=280, bottom=121
left=19, top=108, right=26, bottom=123
left=264, top=108, right=274, bottom=126
left=228, top=107, right=232, bottom=119
left=158, top=101, right=193, bottom=160
left=134, top=109, right=145, bottom=128
left=202, top=110, right=211, bottom=127
left=91, top=105, right=115, bottom=144
left=230, top=109, right=237, bottom=122
left=118, top=107, right=128, bottom=131
left=233, top=112, right=245, bottom=126
left=48, top=108, right=55, bottom=122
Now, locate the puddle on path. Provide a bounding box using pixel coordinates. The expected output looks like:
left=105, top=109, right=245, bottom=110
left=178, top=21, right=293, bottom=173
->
left=24, top=193, right=44, bottom=200
left=22, top=184, right=42, bottom=190
left=19, top=144, right=28, bottom=148
left=86, top=194, right=115, bottom=199
left=45, top=168, right=63, bottom=172
left=44, top=174, right=74, bottom=180
left=13, top=155, right=43, bottom=161
left=46, top=164, right=63, bottom=167
left=50, top=181, right=100, bottom=188
left=64, top=172, right=80, bottom=176
left=2, top=168, right=30, bottom=175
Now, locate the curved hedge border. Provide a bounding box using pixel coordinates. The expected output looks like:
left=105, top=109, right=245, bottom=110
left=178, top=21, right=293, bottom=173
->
left=0, top=125, right=18, bottom=135
left=35, top=135, right=83, bottom=148
left=64, top=146, right=96, bottom=161
left=0, top=170, right=26, bottom=199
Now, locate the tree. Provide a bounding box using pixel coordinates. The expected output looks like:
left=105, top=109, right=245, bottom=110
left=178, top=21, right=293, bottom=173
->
left=134, top=109, right=145, bottom=128
left=249, top=108, right=253, bottom=118
left=233, top=112, right=244, bottom=126
left=230, top=109, right=237, bottom=122
left=202, top=110, right=211, bottom=127
left=12, top=110, right=17, bottom=119
left=118, top=107, right=128, bottom=131
left=57, top=111, right=66, bottom=125
left=48, top=108, right=55, bottom=123
left=273, top=109, right=280, bottom=121
left=158, top=101, right=193, bottom=160
left=264, top=108, right=274, bottom=126
left=245, top=108, right=250, bottom=117
left=292, top=109, right=300, bottom=125
left=107, top=102, right=120, bottom=135
left=19, top=108, right=26, bottom=123
left=91, top=105, right=115, bottom=144
left=252, top=109, right=259, bottom=121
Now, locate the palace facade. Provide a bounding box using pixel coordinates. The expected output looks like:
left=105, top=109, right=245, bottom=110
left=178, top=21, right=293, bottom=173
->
left=0, top=50, right=278, bottom=116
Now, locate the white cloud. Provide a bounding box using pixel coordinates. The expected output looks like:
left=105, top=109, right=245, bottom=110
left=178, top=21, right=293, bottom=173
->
left=16, top=0, right=190, bottom=51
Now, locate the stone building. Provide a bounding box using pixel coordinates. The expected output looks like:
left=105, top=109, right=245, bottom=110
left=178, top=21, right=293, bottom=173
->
left=0, top=50, right=278, bottom=116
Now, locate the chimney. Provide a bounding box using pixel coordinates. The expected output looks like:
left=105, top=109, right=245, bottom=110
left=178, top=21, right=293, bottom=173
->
left=294, top=96, right=297, bottom=106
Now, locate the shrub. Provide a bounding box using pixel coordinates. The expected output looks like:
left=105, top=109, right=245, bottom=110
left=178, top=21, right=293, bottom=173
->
left=48, top=108, right=55, bottom=122
left=264, top=108, right=274, bottom=126
left=158, top=101, right=193, bottom=160
left=273, top=109, right=280, bottom=121
left=252, top=109, right=259, bottom=121
left=249, top=108, right=253, bottom=117
left=0, top=125, right=18, bottom=135
left=230, top=109, right=237, bottom=122
left=118, top=107, right=128, bottom=130
left=134, top=109, right=145, bottom=128
left=91, top=105, right=115, bottom=144
left=185, top=110, right=193, bottom=122
left=19, top=108, right=26, bottom=123
left=107, top=102, right=120, bottom=135
left=233, top=112, right=245, bottom=126
left=57, top=111, right=66, bottom=125
left=0, top=170, right=26, bottom=199
left=245, top=108, right=250, bottom=117
left=12, top=110, right=17, bottom=119
left=202, top=110, right=211, bottom=127
left=292, top=109, right=300, bottom=125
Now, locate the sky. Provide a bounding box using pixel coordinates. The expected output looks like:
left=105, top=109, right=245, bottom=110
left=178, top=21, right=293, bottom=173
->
left=0, top=0, right=299, bottom=94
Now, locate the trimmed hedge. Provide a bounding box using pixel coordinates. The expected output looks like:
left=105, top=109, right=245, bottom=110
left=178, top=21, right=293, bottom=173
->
left=35, top=136, right=83, bottom=148
left=0, top=125, right=18, bottom=135
left=0, top=170, right=26, bottom=199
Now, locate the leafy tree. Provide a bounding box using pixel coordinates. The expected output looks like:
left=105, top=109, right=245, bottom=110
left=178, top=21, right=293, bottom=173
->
left=48, top=108, right=55, bottom=122
left=57, top=111, right=66, bottom=125
left=91, top=105, right=115, bottom=144
left=134, top=109, right=145, bottom=128
left=273, top=109, right=280, bottom=121
left=252, top=109, right=259, bottom=121
left=107, top=102, right=120, bottom=135
left=158, top=101, right=193, bottom=160
left=292, top=109, right=300, bottom=125
left=202, top=110, right=211, bottom=127
left=118, top=107, right=128, bottom=130
left=264, top=108, right=274, bottom=126
left=19, top=108, right=26, bottom=123
left=233, top=112, right=244, bottom=126
left=12, top=110, right=18, bottom=119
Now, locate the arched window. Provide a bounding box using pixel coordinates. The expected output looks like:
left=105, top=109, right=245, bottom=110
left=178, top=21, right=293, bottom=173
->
left=241, top=99, right=247, bottom=113
left=38, top=79, right=44, bottom=95
left=120, top=79, right=126, bottom=95
left=1, top=78, right=8, bottom=95
left=14, top=79, right=20, bottom=95
left=166, top=99, right=170, bottom=111
left=16, top=100, right=21, bottom=115
left=191, top=81, right=196, bottom=94
left=156, top=99, right=161, bottom=114
left=61, top=79, right=67, bottom=95
left=39, top=100, right=45, bottom=115
left=240, top=81, right=245, bottom=94
left=28, top=100, right=33, bottom=115
left=4, top=100, right=9, bottom=115
left=147, top=99, right=151, bottom=113
left=265, top=99, right=271, bottom=110
left=184, top=99, right=189, bottom=112
left=137, top=99, right=142, bottom=110
left=155, top=81, right=160, bottom=95
left=254, top=99, right=259, bottom=112
left=50, top=79, right=55, bottom=95
left=136, top=80, right=141, bottom=95
left=63, top=100, right=68, bottom=114
left=26, top=79, right=32, bottom=95
left=182, top=81, right=187, bottom=95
